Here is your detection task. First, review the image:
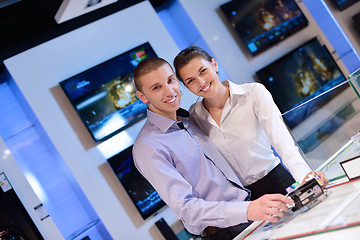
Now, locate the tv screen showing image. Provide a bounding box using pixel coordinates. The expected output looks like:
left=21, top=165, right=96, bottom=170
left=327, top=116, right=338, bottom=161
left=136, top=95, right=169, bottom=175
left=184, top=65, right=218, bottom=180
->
left=107, top=145, right=166, bottom=220
left=60, top=42, right=157, bottom=142
left=220, top=0, right=308, bottom=56
left=331, top=0, right=359, bottom=11
left=353, top=12, right=360, bottom=34
left=256, top=38, right=347, bottom=129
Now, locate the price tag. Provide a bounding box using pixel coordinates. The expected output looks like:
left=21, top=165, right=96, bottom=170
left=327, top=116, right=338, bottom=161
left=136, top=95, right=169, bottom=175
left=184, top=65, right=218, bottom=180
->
left=0, top=172, right=12, bottom=192
left=340, top=155, right=360, bottom=180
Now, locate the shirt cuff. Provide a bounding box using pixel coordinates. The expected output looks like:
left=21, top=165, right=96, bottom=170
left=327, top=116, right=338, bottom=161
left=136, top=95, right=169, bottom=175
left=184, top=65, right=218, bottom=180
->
left=223, top=201, right=252, bottom=226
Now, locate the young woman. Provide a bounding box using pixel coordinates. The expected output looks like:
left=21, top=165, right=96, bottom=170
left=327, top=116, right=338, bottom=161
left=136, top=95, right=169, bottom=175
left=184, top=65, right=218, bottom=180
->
left=174, top=46, right=328, bottom=200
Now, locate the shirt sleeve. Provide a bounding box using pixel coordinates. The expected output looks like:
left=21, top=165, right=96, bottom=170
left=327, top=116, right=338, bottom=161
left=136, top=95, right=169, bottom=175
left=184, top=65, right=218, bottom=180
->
left=251, top=83, right=312, bottom=183
left=132, top=140, right=250, bottom=235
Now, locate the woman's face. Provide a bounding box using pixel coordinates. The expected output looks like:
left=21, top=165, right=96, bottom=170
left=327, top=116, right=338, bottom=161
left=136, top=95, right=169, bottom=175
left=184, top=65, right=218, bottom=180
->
left=178, top=57, right=221, bottom=98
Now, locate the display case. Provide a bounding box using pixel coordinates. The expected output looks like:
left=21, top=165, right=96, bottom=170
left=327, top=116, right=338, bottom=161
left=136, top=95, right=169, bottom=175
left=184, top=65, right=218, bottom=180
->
left=235, top=73, right=360, bottom=238
left=283, top=79, right=360, bottom=171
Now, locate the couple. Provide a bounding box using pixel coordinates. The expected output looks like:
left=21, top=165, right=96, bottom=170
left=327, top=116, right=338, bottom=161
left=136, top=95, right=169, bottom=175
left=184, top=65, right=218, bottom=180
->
left=132, top=46, right=328, bottom=240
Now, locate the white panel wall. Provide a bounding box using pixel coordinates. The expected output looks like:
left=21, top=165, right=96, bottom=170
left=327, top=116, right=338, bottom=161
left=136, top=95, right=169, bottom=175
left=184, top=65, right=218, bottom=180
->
left=4, top=1, right=196, bottom=239
left=0, top=137, right=63, bottom=240
left=178, top=0, right=351, bottom=84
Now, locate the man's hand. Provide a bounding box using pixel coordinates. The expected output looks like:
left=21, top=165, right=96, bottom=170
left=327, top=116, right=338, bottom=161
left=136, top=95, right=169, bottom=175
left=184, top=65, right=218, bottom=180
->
left=301, top=171, right=329, bottom=188
left=247, top=194, right=294, bottom=223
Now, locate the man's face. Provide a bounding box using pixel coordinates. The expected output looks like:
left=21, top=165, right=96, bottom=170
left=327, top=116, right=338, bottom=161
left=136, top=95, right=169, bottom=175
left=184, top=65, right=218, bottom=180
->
left=136, top=64, right=181, bottom=120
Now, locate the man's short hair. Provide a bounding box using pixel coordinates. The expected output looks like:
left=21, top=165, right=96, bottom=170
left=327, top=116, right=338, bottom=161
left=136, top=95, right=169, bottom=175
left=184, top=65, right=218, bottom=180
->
left=133, top=57, right=171, bottom=91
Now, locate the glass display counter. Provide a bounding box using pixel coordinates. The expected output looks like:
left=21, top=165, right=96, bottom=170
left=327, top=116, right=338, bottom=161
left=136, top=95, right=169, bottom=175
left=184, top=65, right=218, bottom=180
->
left=282, top=78, right=360, bottom=172
left=234, top=68, right=360, bottom=240
left=234, top=177, right=360, bottom=240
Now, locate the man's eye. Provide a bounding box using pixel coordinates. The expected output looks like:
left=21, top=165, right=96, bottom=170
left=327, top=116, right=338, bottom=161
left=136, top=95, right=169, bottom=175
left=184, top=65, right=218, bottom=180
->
left=152, top=86, right=160, bottom=91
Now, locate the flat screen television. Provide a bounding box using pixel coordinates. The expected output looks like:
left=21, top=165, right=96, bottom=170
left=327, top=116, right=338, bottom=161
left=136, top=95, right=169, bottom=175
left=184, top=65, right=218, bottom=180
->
left=256, top=38, right=347, bottom=129
left=0, top=172, right=44, bottom=240
left=331, top=0, right=359, bottom=11
left=353, top=12, right=360, bottom=33
left=107, top=145, right=166, bottom=220
left=220, top=0, right=308, bottom=56
left=60, top=42, right=157, bottom=142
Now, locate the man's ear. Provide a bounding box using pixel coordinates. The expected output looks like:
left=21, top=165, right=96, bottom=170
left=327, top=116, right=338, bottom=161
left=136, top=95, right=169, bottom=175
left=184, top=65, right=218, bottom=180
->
left=136, top=90, right=149, bottom=104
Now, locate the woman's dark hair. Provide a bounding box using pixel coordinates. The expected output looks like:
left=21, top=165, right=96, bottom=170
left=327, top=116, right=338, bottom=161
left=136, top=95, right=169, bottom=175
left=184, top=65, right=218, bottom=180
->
left=174, top=46, right=212, bottom=83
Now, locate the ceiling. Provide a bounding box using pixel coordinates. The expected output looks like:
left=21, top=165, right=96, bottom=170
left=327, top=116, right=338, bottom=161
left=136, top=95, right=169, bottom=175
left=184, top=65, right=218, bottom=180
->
left=0, top=0, right=167, bottom=75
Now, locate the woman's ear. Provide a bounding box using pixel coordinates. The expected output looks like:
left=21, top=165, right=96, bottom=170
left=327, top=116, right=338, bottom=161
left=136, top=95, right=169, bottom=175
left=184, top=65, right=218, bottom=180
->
left=211, top=58, right=219, bottom=73
left=136, top=90, right=149, bottom=104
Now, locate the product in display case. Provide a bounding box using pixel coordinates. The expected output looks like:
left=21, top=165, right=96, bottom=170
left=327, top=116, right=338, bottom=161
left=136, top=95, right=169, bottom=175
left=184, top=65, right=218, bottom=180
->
left=220, top=0, right=308, bottom=56
left=60, top=42, right=157, bottom=142
left=107, top=145, right=166, bottom=220
left=0, top=172, right=44, bottom=240
left=287, top=178, right=325, bottom=211
left=256, top=38, right=347, bottom=129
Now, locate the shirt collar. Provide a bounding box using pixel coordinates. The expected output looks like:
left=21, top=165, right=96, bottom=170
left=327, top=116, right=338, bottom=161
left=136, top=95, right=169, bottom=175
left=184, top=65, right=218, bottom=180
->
left=146, top=109, right=189, bottom=133
left=222, top=80, right=246, bottom=96
left=191, top=80, right=247, bottom=116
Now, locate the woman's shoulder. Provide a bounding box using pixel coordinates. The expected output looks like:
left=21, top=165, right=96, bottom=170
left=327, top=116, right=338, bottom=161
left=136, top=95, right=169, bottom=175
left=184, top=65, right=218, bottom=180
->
left=188, top=100, right=203, bottom=115
left=238, top=82, right=269, bottom=95
left=240, top=81, right=265, bottom=89
left=228, top=81, right=267, bottom=95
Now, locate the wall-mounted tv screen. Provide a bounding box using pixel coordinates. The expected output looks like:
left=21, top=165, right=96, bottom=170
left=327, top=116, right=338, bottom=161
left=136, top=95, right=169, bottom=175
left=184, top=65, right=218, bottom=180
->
left=353, top=12, right=360, bottom=34
left=107, top=145, right=166, bottom=220
left=331, top=0, right=359, bottom=11
left=256, top=38, right=347, bottom=129
left=60, top=42, right=157, bottom=142
left=220, top=0, right=308, bottom=56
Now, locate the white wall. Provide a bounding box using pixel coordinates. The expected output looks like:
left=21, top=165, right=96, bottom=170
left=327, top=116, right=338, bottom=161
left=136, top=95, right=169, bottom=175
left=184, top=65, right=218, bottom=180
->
left=178, top=0, right=352, bottom=84
left=0, top=137, right=63, bottom=240
left=4, top=1, right=196, bottom=239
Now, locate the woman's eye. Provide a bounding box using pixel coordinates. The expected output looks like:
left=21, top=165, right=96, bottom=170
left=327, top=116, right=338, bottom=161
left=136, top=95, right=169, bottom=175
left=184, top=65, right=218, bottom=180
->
left=186, top=79, right=194, bottom=85
left=152, top=86, right=160, bottom=91
left=200, top=69, right=207, bottom=75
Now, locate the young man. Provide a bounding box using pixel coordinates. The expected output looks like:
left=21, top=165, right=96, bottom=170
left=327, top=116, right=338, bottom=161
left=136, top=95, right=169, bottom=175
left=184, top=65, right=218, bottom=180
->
left=132, top=57, right=293, bottom=240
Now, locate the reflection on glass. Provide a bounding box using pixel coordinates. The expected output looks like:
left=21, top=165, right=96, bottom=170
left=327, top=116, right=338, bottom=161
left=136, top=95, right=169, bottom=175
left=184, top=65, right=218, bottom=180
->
left=348, top=67, right=360, bottom=99
left=257, top=38, right=348, bottom=130
left=283, top=81, right=360, bottom=170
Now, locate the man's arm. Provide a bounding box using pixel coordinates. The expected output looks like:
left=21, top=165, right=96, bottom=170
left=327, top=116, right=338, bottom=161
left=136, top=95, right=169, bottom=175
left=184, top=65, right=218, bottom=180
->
left=133, top=136, right=295, bottom=234
left=132, top=140, right=250, bottom=235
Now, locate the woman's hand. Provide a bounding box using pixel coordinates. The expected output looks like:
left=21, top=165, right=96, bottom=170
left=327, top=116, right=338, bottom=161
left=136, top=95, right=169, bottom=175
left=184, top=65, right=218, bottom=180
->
left=301, top=171, right=329, bottom=188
